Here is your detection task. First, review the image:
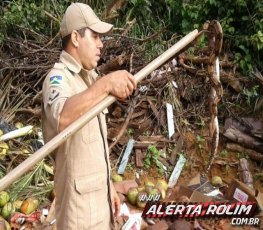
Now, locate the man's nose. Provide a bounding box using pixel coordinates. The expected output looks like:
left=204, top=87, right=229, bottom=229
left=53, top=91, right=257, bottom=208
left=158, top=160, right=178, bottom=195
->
left=98, top=37, right=103, bottom=48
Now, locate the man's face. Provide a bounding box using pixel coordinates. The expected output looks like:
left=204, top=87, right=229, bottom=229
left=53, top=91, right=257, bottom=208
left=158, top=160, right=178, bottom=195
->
left=78, top=28, right=103, bottom=70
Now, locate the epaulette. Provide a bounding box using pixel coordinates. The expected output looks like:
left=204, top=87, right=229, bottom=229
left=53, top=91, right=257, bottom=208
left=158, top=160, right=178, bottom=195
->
left=53, top=63, right=67, bottom=70
left=53, top=62, right=75, bottom=76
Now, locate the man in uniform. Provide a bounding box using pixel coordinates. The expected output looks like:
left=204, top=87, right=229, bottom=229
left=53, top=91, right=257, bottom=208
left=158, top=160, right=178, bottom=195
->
left=42, top=3, right=137, bottom=229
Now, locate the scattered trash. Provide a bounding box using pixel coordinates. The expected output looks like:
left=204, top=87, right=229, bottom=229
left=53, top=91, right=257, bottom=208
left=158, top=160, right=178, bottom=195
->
left=118, top=203, right=142, bottom=230
left=166, top=103, right=175, bottom=139
left=0, top=120, right=15, bottom=134
left=168, top=154, right=186, bottom=188
left=10, top=211, right=41, bottom=224
left=0, top=125, right=33, bottom=142
left=226, top=179, right=263, bottom=210
left=118, top=139, right=135, bottom=174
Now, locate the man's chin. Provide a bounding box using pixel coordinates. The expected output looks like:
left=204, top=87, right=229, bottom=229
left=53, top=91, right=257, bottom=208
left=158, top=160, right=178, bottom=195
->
left=83, top=63, right=97, bottom=70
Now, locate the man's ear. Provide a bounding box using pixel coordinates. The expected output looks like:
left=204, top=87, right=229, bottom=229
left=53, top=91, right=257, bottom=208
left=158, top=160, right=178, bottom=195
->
left=71, top=30, right=79, bottom=48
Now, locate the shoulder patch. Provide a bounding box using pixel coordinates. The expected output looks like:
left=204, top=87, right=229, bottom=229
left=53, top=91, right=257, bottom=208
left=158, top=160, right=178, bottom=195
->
left=50, top=75, right=62, bottom=85
left=48, top=88, right=60, bottom=105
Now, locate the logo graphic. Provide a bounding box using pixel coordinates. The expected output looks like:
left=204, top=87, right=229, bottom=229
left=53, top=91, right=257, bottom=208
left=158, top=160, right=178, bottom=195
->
left=141, top=201, right=260, bottom=226
left=50, top=75, right=62, bottom=85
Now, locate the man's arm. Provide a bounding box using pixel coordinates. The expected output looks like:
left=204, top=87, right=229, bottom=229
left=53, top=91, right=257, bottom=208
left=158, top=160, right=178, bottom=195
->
left=59, top=70, right=136, bottom=131
left=110, top=181, right=121, bottom=219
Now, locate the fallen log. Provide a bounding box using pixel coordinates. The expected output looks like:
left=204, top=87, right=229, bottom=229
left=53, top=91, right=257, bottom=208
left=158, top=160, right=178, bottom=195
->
left=224, top=128, right=263, bottom=153
left=226, top=143, right=263, bottom=162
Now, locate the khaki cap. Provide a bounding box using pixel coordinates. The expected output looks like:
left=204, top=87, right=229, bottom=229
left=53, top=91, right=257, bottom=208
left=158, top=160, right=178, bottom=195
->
left=60, top=3, right=113, bottom=38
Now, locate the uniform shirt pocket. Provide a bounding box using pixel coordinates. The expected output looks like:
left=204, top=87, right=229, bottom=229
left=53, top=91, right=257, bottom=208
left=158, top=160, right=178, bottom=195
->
left=81, top=116, right=99, bottom=143
left=74, top=172, right=107, bottom=228
left=81, top=108, right=108, bottom=144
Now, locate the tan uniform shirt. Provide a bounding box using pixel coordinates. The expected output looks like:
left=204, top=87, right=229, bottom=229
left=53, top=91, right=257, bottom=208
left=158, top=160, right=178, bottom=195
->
left=42, top=51, right=113, bottom=229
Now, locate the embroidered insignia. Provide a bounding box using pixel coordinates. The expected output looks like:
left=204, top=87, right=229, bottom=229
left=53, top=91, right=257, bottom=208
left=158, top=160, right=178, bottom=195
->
left=48, top=89, right=59, bottom=103
left=50, top=75, right=62, bottom=85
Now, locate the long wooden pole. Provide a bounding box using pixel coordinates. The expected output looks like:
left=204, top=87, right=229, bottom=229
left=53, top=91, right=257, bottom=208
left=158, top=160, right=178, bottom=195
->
left=0, top=29, right=199, bottom=190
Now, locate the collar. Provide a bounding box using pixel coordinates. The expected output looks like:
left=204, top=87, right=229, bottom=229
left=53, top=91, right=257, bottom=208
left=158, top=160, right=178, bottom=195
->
left=59, top=51, right=98, bottom=80
left=59, top=50, right=82, bottom=74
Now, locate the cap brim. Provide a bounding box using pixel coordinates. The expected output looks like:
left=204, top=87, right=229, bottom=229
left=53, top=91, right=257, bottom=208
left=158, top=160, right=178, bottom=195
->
left=89, top=21, right=113, bottom=34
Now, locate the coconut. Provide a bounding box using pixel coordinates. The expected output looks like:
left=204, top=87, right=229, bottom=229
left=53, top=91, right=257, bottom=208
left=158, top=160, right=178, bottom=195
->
left=0, top=216, right=11, bottom=230
left=144, top=181, right=155, bottom=187
left=127, top=187, right=138, bottom=206
left=155, top=185, right=166, bottom=200
left=137, top=186, right=145, bottom=192
left=211, top=176, right=223, bottom=187
left=111, top=174, right=123, bottom=182
left=2, top=202, right=15, bottom=219
left=144, top=184, right=155, bottom=194
left=0, top=191, right=10, bottom=207
left=148, top=187, right=159, bottom=195
left=148, top=187, right=161, bottom=201
left=136, top=191, right=148, bottom=209
left=155, top=179, right=168, bottom=191
left=13, top=200, right=23, bottom=211
left=21, top=197, right=39, bottom=215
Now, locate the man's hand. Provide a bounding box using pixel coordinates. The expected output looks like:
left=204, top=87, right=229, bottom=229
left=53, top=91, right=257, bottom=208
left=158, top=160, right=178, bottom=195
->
left=106, top=70, right=137, bottom=100
left=111, top=186, right=121, bottom=219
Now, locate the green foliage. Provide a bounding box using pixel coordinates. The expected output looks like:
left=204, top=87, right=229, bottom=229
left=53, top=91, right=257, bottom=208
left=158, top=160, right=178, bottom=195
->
left=144, top=145, right=164, bottom=175
left=220, top=149, right=229, bottom=158
left=237, top=152, right=249, bottom=160
left=243, top=85, right=259, bottom=106
left=196, top=134, right=205, bottom=150
left=117, top=0, right=262, bottom=73
left=127, top=128, right=134, bottom=138
left=0, top=0, right=68, bottom=41
left=8, top=160, right=53, bottom=202
left=126, top=162, right=133, bottom=171
left=1, top=0, right=262, bottom=73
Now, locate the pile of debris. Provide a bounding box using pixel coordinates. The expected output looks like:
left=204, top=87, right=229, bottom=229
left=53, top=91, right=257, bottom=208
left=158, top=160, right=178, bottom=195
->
left=0, top=23, right=263, bottom=229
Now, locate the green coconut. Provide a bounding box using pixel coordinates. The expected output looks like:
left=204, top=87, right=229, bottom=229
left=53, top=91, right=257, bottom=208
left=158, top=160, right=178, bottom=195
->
left=13, top=200, right=23, bottom=211
left=2, top=202, right=15, bottom=219
left=0, top=191, right=10, bottom=207
left=155, top=179, right=168, bottom=191
left=155, top=184, right=166, bottom=200
left=127, top=187, right=138, bottom=206
left=211, top=176, right=223, bottom=187
left=111, top=174, right=123, bottom=182
left=137, top=186, right=145, bottom=192
left=144, top=181, right=155, bottom=187
left=0, top=216, right=11, bottom=230
left=136, top=191, right=148, bottom=209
